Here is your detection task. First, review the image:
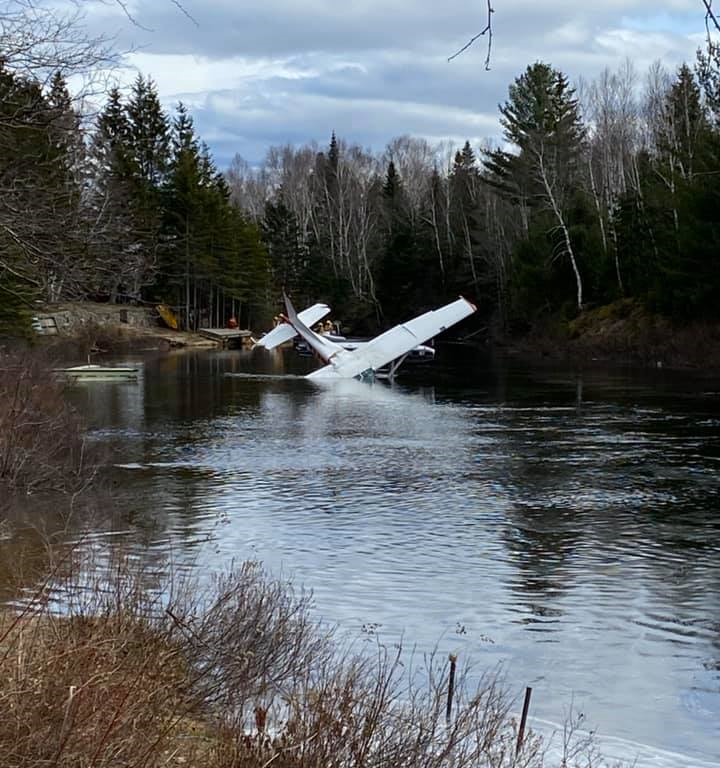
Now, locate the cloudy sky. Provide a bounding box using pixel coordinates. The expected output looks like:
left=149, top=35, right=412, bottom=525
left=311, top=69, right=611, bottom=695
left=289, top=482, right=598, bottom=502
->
left=78, top=0, right=713, bottom=168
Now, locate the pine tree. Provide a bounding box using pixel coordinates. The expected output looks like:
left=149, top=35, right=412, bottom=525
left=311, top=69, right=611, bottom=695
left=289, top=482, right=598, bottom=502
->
left=327, top=131, right=339, bottom=173
left=484, top=62, right=588, bottom=313
left=125, top=76, right=170, bottom=295
left=0, top=64, right=87, bottom=332
left=87, top=87, right=144, bottom=300
left=43, top=72, right=87, bottom=301
left=126, top=75, right=170, bottom=186
left=446, top=141, right=484, bottom=294
left=641, top=64, right=719, bottom=317
left=657, top=64, right=708, bottom=181
left=263, top=194, right=308, bottom=301
left=160, top=102, right=205, bottom=325
left=696, top=40, right=720, bottom=127
left=159, top=102, right=270, bottom=329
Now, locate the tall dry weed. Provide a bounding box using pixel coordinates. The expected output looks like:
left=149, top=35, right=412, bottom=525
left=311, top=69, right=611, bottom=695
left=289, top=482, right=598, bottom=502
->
left=0, top=351, right=97, bottom=495
left=0, top=549, right=624, bottom=768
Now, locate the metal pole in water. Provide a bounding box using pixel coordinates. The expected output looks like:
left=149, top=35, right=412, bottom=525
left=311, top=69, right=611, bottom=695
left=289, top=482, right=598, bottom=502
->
left=516, top=686, right=533, bottom=755
left=446, top=653, right=457, bottom=724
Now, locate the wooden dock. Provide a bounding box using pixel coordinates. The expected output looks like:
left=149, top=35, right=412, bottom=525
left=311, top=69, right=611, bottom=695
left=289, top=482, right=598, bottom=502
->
left=197, top=328, right=254, bottom=348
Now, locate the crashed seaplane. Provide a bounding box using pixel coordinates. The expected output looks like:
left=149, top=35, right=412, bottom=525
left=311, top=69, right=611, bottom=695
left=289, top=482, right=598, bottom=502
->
left=255, top=294, right=477, bottom=380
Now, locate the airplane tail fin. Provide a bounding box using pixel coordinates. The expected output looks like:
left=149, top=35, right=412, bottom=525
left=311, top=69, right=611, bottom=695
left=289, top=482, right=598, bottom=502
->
left=282, top=293, right=343, bottom=363
left=282, top=293, right=299, bottom=324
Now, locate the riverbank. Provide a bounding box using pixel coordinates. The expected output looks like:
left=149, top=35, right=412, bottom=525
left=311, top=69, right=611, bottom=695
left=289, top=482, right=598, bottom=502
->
left=0, top=557, right=556, bottom=768
left=21, top=298, right=720, bottom=373
left=30, top=301, right=222, bottom=354
left=504, top=299, right=720, bottom=372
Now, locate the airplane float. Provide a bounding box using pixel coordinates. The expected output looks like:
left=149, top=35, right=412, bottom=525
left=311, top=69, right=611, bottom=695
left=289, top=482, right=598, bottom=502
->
left=255, top=294, right=477, bottom=380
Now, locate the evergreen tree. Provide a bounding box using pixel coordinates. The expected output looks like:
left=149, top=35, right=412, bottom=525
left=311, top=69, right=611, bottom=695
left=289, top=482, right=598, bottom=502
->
left=327, top=131, right=339, bottom=173
left=0, top=64, right=86, bottom=333
left=126, top=75, right=170, bottom=185
left=125, top=76, right=170, bottom=295
left=160, top=102, right=206, bottom=324
left=87, top=87, right=145, bottom=300
left=626, top=64, right=720, bottom=317
left=657, top=64, right=708, bottom=181
left=159, top=102, right=270, bottom=329
left=448, top=141, right=483, bottom=294
left=263, top=194, right=309, bottom=301
left=43, top=72, right=88, bottom=300
left=484, top=62, right=588, bottom=315
left=697, top=40, right=720, bottom=126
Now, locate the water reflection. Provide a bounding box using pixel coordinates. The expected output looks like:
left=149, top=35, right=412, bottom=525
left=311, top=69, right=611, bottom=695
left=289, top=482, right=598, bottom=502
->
left=2, top=349, right=719, bottom=765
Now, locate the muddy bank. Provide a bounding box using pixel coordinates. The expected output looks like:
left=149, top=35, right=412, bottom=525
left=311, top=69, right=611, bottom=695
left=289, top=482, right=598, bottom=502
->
left=504, top=299, right=720, bottom=372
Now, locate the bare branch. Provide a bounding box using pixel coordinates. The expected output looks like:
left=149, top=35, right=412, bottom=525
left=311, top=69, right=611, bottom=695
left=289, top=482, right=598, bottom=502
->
left=702, top=0, right=720, bottom=34
left=448, top=0, right=494, bottom=70
left=169, top=0, right=199, bottom=28
left=103, top=0, right=198, bottom=29
left=107, top=0, right=154, bottom=32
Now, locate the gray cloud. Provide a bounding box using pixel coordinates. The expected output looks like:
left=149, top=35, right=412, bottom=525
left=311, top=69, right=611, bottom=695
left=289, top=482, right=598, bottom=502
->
left=76, top=0, right=710, bottom=167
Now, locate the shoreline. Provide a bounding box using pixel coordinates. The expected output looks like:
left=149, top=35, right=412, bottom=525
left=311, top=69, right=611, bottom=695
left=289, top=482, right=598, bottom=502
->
left=496, top=299, right=720, bottom=374
left=29, top=300, right=224, bottom=355
left=20, top=298, right=720, bottom=375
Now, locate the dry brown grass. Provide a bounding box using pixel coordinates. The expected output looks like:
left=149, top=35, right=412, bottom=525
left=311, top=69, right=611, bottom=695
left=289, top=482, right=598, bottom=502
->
left=0, top=550, right=628, bottom=768
left=0, top=558, right=325, bottom=768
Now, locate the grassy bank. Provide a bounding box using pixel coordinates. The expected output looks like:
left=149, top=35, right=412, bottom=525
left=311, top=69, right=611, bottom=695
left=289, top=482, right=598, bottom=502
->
left=0, top=553, right=624, bottom=768
left=509, top=299, right=720, bottom=371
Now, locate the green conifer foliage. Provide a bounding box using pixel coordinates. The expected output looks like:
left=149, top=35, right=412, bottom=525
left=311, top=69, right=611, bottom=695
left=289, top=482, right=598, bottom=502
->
left=159, top=102, right=268, bottom=329
left=483, top=62, right=589, bottom=318
left=0, top=65, right=85, bottom=334
left=124, top=76, right=170, bottom=293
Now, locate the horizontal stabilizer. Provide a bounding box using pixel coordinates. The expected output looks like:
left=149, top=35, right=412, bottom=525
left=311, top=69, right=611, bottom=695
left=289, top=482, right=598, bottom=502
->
left=255, top=303, right=330, bottom=350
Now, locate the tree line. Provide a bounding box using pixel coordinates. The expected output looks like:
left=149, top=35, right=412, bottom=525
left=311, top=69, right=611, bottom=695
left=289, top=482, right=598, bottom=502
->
left=1, top=40, right=719, bottom=338
left=0, top=67, right=269, bottom=336
left=229, top=47, right=720, bottom=335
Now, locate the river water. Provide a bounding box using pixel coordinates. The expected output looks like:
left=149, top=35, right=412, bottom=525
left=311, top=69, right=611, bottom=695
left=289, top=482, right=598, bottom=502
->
left=8, top=345, right=720, bottom=766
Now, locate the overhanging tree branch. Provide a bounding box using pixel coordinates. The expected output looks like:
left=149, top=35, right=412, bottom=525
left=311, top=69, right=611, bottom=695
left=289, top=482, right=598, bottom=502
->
left=702, top=0, right=720, bottom=33
left=448, top=0, right=494, bottom=69
left=107, top=0, right=199, bottom=28
left=449, top=2, right=716, bottom=70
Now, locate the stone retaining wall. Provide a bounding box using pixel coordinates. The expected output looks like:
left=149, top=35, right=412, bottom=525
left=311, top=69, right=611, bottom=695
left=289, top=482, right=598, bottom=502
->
left=35, top=302, right=159, bottom=335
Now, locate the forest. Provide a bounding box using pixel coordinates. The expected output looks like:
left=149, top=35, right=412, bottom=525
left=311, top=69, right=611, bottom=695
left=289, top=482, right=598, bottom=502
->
left=1, top=23, right=719, bottom=338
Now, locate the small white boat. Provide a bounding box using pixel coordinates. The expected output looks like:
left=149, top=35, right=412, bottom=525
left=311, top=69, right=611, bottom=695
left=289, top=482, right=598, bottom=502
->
left=54, top=364, right=139, bottom=381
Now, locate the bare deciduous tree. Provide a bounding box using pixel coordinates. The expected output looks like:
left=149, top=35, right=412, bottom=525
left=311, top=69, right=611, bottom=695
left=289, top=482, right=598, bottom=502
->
left=0, top=0, right=116, bottom=93
left=581, top=60, right=640, bottom=292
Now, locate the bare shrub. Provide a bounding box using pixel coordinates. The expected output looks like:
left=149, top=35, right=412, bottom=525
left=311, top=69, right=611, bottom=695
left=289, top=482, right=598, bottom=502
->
left=0, top=351, right=97, bottom=494
left=0, top=552, right=624, bottom=767
left=166, top=561, right=331, bottom=709
left=209, top=645, right=543, bottom=768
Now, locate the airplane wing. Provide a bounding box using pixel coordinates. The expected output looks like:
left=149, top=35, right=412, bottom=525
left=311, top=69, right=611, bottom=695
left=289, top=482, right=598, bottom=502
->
left=255, top=303, right=331, bottom=350
left=307, top=297, right=476, bottom=380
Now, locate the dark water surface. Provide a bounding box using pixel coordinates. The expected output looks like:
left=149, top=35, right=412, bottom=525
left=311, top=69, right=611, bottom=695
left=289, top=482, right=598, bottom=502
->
left=9, top=346, right=720, bottom=765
